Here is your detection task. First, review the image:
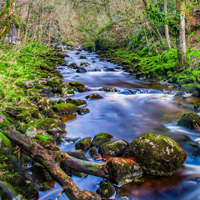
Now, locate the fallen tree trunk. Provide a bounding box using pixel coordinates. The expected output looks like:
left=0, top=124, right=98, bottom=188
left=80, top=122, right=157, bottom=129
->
left=4, top=130, right=101, bottom=200
left=0, top=177, right=25, bottom=200
left=4, top=130, right=143, bottom=197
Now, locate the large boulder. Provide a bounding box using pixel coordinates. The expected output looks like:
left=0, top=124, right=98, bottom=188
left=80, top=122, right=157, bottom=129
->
left=91, top=132, right=114, bottom=148
left=99, top=140, right=129, bottom=157
left=123, top=133, right=187, bottom=176
left=177, top=112, right=200, bottom=129
left=106, top=157, right=143, bottom=185
left=52, top=103, right=77, bottom=115
left=75, top=137, right=92, bottom=151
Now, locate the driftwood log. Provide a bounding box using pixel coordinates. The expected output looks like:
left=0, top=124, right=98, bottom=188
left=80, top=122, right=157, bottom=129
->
left=4, top=130, right=101, bottom=200
left=4, top=130, right=143, bottom=199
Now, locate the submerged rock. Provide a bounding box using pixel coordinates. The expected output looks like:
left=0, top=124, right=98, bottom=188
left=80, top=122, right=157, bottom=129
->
left=86, top=93, right=103, bottom=100
left=92, top=132, right=114, bottom=148
left=99, top=140, right=129, bottom=157
left=66, top=98, right=87, bottom=107
left=96, top=181, right=115, bottom=199
left=79, top=56, right=87, bottom=59
left=106, top=157, right=143, bottom=185
left=101, top=87, right=118, bottom=92
left=80, top=62, right=90, bottom=67
left=77, top=108, right=90, bottom=115
left=75, top=137, right=92, bottom=151
left=76, top=67, right=87, bottom=73
left=68, top=63, right=79, bottom=69
left=123, top=132, right=187, bottom=176
left=177, top=112, right=200, bottom=129
left=69, top=81, right=85, bottom=87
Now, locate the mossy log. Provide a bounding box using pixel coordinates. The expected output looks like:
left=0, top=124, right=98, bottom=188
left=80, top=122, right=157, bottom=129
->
left=0, top=177, right=25, bottom=200
left=4, top=130, right=100, bottom=200
left=5, top=130, right=143, bottom=192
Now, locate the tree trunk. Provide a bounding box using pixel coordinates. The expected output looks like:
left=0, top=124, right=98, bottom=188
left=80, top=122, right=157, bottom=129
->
left=164, top=0, right=171, bottom=49
left=4, top=130, right=101, bottom=200
left=4, top=130, right=142, bottom=193
left=176, top=0, right=186, bottom=68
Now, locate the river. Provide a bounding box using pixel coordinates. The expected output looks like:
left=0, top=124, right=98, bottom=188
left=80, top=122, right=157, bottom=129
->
left=39, top=47, right=200, bottom=200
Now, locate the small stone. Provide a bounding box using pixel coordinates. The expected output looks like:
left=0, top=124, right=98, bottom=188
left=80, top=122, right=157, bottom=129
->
left=79, top=56, right=87, bottom=59
left=76, top=67, right=87, bottom=73
left=101, top=87, right=118, bottom=92
left=80, top=62, right=90, bottom=67
left=68, top=63, right=79, bottom=69
left=96, top=181, right=115, bottom=199
left=77, top=108, right=90, bottom=115
left=86, top=93, right=103, bottom=100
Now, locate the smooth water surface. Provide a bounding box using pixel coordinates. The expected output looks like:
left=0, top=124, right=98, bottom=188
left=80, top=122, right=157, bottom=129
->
left=39, top=48, right=200, bottom=200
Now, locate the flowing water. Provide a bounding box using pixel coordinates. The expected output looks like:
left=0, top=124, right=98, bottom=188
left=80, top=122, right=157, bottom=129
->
left=39, top=48, right=200, bottom=200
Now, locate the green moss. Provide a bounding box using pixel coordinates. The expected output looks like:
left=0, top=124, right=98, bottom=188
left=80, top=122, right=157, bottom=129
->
left=52, top=103, right=77, bottom=115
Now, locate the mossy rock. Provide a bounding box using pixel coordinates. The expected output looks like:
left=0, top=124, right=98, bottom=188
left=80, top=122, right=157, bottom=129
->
left=106, top=157, right=143, bottom=185
left=0, top=89, right=5, bottom=100
left=79, top=56, right=87, bottom=59
left=57, top=84, right=75, bottom=96
left=177, top=112, right=200, bottom=129
left=34, top=133, right=59, bottom=151
left=77, top=108, right=90, bottom=115
left=16, top=111, right=34, bottom=123
left=76, top=67, right=87, bottom=73
left=46, top=77, right=62, bottom=87
left=15, top=80, right=28, bottom=89
left=42, top=109, right=58, bottom=118
left=52, top=103, right=77, bottom=115
left=91, top=132, right=114, bottom=147
left=66, top=98, right=87, bottom=107
left=68, top=63, right=78, bottom=69
left=33, top=118, right=66, bottom=136
left=123, top=133, right=187, bottom=176
left=5, top=106, right=38, bottom=116
left=27, top=88, right=39, bottom=96
left=75, top=137, right=92, bottom=151
left=77, top=86, right=89, bottom=92
left=35, top=96, right=52, bottom=111
left=80, top=62, right=90, bottom=67
left=86, top=93, right=103, bottom=100
left=99, top=140, right=129, bottom=157
left=101, top=87, right=118, bottom=92
left=69, top=81, right=85, bottom=87
left=89, top=146, right=98, bottom=158
left=180, top=84, right=200, bottom=95
left=96, top=181, right=115, bottom=199
left=0, top=131, right=12, bottom=154
left=0, top=111, right=11, bottom=131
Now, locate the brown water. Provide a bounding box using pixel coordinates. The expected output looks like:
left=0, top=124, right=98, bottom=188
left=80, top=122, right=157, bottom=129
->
left=39, top=48, right=200, bottom=200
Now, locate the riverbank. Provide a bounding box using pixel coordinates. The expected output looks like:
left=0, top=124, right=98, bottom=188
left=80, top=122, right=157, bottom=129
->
left=0, top=42, right=87, bottom=199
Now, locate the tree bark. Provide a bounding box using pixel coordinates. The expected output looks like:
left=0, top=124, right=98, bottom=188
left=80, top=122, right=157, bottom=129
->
left=164, top=0, right=171, bottom=49
left=4, top=130, right=142, bottom=195
left=4, top=130, right=101, bottom=200
left=176, top=0, right=186, bottom=68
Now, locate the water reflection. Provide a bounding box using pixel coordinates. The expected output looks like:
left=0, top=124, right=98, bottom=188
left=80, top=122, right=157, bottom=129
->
left=39, top=49, right=200, bottom=200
